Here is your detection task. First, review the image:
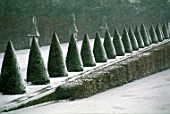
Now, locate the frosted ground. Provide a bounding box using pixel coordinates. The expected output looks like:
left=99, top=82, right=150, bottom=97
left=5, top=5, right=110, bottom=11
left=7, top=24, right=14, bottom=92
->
left=0, top=39, right=170, bottom=113
left=0, top=38, right=130, bottom=110
left=7, top=68, right=170, bottom=114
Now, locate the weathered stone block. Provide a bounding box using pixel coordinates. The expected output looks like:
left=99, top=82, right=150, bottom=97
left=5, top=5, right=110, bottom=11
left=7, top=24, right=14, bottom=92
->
left=143, top=52, right=155, bottom=76
left=162, top=45, right=169, bottom=70
left=105, top=65, right=122, bottom=88
left=120, top=57, right=138, bottom=82
left=167, top=44, right=170, bottom=67
left=112, top=65, right=127, bottom=85
left=152, top=47, right=163, bottom=72
left=55, top=81, right=84, bottom=100
left=136, top=55, right=146, bottom=79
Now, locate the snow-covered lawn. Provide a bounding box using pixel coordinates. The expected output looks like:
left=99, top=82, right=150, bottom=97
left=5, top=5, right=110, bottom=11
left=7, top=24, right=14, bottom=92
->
left=6, top=68, right=170, bottom=114
left=0, top=38, right=131, bottom=111
left=0, top=38, right=170, bottom=113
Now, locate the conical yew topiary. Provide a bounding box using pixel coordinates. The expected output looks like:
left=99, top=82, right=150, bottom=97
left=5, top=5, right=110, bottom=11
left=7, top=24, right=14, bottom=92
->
left=140, top=24, right=150, bottom=46
left=66, top=33, right=83, bottom=71
left=167, top=22, right=170, bottom=33
left=81, top=33, right=96, bottom=67
left=160, top=24, right=165, bottom=40
left=128, top=28, right=139, bottom=51
left=0, top=74, right=1, bottom=92
left=146, top=26, right=152, bottom=44
left=93, top=32, right=107, bottom=62
left=0, top=41, right=25, bottom=94
left=162, top=23, right=169, bottom=39
left=149, top=25, right=158, bottom=44
left=113, top=29, right=125, bottom=56
left=134, top=25, right=145, bottom=48
left=103, top=30, right=116, bottom=59
left=122, top=28, right=133, bottom=53
left=155, top=24, right=164, bottom=42
left=27, top=37, right=50, bottom=85
left=48, top=33, right=68, bottom=77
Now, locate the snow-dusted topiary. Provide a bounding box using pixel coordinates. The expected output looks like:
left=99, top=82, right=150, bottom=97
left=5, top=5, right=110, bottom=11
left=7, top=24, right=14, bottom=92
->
left=48, top=33, right=68, bottom=77
left=159, top=24, right=165, bottom=40
left=167, top=22, right=170, bottom=33
left=155, top=24, right=164, bottom=42
left=134, top=25, right=145, bottom=48
left=93, top=32, right=107, bottom=62
left=66, top=33, right=83, bottom=71
left=27, top=37, right=50, bottom=85
left=0, top=74, right=1, bottom=92
left=149, top=25, right=158, bottom=43
left=81, top=33, right=96, bottom=67
left=122, top=28, right=133, bottom=53
left=113, top=29, right=125, bottom=56
left=140, top=24, right=150, bottom=46
left=128, top=28, right=139, bottom=51
left=145, top=26, right=152, bottom=44
left=0, top=41, right=25, bottom=94
left=162, top=23, right=169, bottom=39
left=103, top=30, right=116, bottom=59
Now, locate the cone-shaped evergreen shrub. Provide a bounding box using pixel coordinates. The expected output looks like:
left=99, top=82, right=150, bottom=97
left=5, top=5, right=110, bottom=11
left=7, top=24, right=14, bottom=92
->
left=103, top=30, right=116, bottom=59
left=156, top=24, right=164, bottom=42
left=122, top=28, right=133, bottom=53
left=113, top=29, right=125, bottom=56
left=167, top=22, right=170, bottom=33
left=48, top=33, right=68, bottom=77
left=93, top=32, right=107, bottom=62
left=66, top=33, right=83, bottom=71
left=134, top=25, right=145, bottom=48
left=149, top=25, right=158, bottom=43
left=0, top=74, right=1, bottom=92
left=27, top=37, right=50, bottom=85
left=160, top=24, right=165, bottom=40
left=81, top=34, right=96, bottom=67
left=162, top=23, right=169, bottom=39
left=128, top=28, right=139, bottom=51
left=146, top=26, right=152, bottom=44
left=0, top=41, right=25, bottom=94
left=140, top=24, right=150, bottom=46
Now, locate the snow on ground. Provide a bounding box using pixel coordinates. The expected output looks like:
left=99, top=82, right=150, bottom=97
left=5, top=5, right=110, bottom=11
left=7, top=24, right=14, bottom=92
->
left=6, top=68, right=170, bottom=114
left=0, top=38, right=131, bottom=110
left=0, top=38, right=169, bottom=113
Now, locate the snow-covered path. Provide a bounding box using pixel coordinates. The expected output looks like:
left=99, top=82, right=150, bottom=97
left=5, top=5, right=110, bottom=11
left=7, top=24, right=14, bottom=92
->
left=7, top=69, right=170, bottom=114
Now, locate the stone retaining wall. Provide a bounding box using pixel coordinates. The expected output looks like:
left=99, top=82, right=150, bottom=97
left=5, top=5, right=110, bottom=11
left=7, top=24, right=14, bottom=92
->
left=55, top=41, right=170, bottom=100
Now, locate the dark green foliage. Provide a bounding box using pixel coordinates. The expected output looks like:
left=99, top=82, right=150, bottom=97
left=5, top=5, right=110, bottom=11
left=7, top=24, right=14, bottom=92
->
left=149, top=25, right=158, bottom=43
left=146, top=26, right=152, bottom=44
left=159, top=24, right=165, bottom=40
left=155, top=24, right=164, bottom=42
left=134, top=25, right=145, bottom=48
left=0, top=74, right=1, bottom=92
left=167, top=22, right=170, bottom=33
left=1, top=0, right=170, bottom=53
left=140, top=24, right=150, bottom=46
left=103, top=30, right=116, bottom=59
left=27, top=37, right=50, bottom=85
left=122, top=28, right=133, bottom=53
left=93, top=32, right=107, bottom=62
left=81, top=34, right=96, bottom=67
left=0, top=41, right=25, bottom=94
left=66, top=33, right=83, bottom=71
left=48, top=33, right=68, bottom=77
left=128, top=28, right=139, bottom=51
left=113, top=29, right=125, bottom=56
left=162, top=23, right=169, bottom=39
